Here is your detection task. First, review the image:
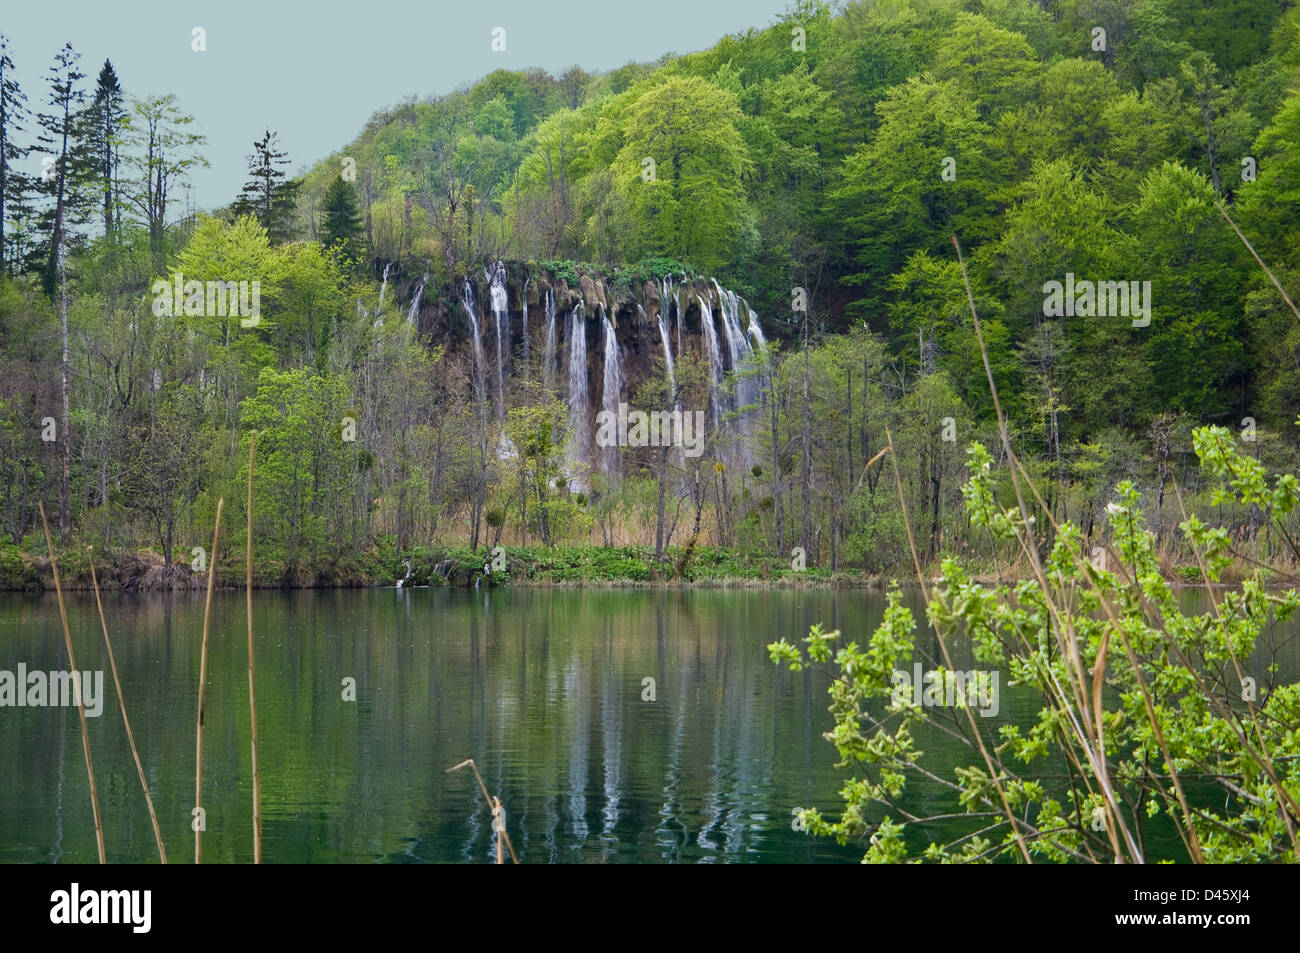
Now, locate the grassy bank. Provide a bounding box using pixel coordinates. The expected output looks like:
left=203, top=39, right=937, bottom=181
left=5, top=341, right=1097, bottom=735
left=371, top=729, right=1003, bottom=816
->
left=2, top=536, right=1294, bottom=592
left=0, top=538, right=877, bottom=591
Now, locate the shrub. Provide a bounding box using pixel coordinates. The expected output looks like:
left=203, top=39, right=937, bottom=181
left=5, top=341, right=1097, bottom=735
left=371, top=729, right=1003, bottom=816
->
left=771, top=434, right=1300, bottom=863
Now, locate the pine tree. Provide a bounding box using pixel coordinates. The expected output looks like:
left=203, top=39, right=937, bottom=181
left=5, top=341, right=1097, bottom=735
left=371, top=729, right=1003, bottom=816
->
left=320, top=174, right=363, bottom=261
left=0, top=36, right=30, bottom=275
left=233, top=129, right=300, bottom=243
left=83, top=60, right=125, bottom=240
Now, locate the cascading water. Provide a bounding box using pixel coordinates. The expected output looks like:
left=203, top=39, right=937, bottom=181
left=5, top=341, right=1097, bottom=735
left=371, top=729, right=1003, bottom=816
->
left=488, top=260, right=508, bottom=419
left=713, top=279, right=741, bottom=384
left=377, top=262, right=391, bottom=316
left=430, top=269, right=765, bottom=478
left=543, top=289, right=557, bottom=394
left=678, top=273, right=687, bottom=357
left=649, top=304, right=675, bottom=402
left=601, top=311, right=623, bottom=476
left=659, top=276, right=673, bottom=346
left=746, top=302, right=766, bottom=352
left=698, top=294, right=722, bottom=429
left=567, top=303, right=590, bottom=485
left=406, top=274, right=426, bottom=330
left=661, top=276, right=681, bottom=359
left=462, top=279, right=486, bottom=404
left=522, top=277, right=530, bottom=375
left=714, top=279, right=758, bottom=413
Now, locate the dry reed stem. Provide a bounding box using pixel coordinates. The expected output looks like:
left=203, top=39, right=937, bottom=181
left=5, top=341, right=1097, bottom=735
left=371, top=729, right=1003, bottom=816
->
left=853, top=446, right=890, bottom=493
left=493, top=796, right=504, bottom=865
left=1214, top=201, right=1300, bottom=321
left=196, top=498, right=223, bottom=864
left=39, top=501, right=106, bottom=864
left=949, top=236, right=1137, bottom=858
left=247, top=435, right=262, bottom=863
left=1169, top=480, right=1300, bottom=859
left=447, top=758, right=519, bottom=864
left=882, top=428, right=1035, bottom=863
left=1182, top=201, right=1300, bottom=853
left=951, top=237, right=1142, bottom=860
left=952, top=236, right=1147, bottom=860
left=952, top=234, right=1193, bottom=863
left=89, top=551, right=166, bottom=863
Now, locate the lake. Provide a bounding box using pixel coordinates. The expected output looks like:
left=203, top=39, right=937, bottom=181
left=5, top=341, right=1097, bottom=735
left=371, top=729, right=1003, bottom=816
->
left=1, top=586, right=1295, bottom=863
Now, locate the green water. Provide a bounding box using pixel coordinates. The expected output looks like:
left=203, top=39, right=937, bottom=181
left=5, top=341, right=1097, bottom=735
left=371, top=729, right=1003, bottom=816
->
left=0, top=587, right=1295, bottom=863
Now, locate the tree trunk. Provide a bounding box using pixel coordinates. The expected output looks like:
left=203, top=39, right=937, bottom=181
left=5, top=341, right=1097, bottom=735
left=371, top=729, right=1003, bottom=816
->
left=768, top=362, right=784, bottom=558
left=800, top=312, right=811, bottom=553
left=59, top=237, right=71, bottom=543
left=654, top=444, right=668, bottom=558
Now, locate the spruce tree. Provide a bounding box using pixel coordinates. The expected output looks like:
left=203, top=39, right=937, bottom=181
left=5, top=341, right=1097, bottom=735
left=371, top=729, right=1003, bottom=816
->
left=84, top=60, right=125, bottom=240
left=321, top=174, right=363, bottom=261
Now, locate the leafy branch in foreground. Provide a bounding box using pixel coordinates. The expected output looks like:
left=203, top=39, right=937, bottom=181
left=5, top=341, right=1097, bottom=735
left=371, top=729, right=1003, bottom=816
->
left=770, top=436, right=1300, bottom=863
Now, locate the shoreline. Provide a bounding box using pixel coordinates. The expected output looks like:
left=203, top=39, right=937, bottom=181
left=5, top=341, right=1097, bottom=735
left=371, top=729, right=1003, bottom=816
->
left=0, top=543, right=1283, bottom=593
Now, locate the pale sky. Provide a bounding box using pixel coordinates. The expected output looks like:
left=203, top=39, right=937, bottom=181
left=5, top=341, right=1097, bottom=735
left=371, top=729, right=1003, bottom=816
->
left=2, top=0, right=797, bottom=212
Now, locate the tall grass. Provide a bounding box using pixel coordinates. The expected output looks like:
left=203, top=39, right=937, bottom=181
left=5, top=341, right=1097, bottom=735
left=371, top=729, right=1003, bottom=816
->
left=39, top=500, right=106, bottom=863
left=447, top=758, right=518, bottom=864
left=247, top=436, right=262, bottom=863
left=88, top=551, right=166, bottom=863
left=195, top=498, right=223, bottom=864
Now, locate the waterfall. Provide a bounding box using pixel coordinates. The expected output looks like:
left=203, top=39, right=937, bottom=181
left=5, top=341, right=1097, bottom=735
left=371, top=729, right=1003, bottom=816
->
left=713, top=279, right=741, bottom=381
left=377, top=262, right=391, bottom=315
left=567, top=303, right=590, bottom=484
left=442, top=270, right=761, bottom=469
left=489, top=260, right=508, bottom=419
left=661, top=276, right=681, bottom=359
left=406, top=273, right=426, bottom=329
left=698, top=294, right=722, bottom=429
left=651, top=304, right=675, bottom=402
left=714, top=279, right=758, bottom=413
left=522, top=277, right=531, bottom=376
left=601, top=311, right=623, bottom=475
left=543, top=289, right=557, bottom=393
left=678, top=273, right=687, bottom=357
left=462, top=279, right=486, bottom=404
left=746, top=301, right=767, bottom=352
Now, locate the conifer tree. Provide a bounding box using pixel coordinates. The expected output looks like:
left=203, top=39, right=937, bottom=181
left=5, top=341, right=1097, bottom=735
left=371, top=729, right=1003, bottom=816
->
left=234, top=129, right=300, bottom=243
left=320, top=174, right=363, bottom=262
left=83, top=59, right=126, bottom=240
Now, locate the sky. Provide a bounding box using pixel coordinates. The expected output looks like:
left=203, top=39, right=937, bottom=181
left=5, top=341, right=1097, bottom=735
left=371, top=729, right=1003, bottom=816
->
left=2, top=0, right=797, bottom=212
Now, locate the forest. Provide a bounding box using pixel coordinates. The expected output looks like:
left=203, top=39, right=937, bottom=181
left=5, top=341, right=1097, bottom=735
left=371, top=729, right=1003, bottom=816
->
left=2, top=0, right=1299, bottom=588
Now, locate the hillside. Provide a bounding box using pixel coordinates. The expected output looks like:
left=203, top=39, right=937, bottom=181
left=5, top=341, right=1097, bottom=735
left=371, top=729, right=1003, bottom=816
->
left=2, top=0, right=1300, bottom=585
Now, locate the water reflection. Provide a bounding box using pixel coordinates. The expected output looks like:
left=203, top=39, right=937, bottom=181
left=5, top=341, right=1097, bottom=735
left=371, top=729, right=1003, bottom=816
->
left=1, top=586, right=1295, bottom=863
